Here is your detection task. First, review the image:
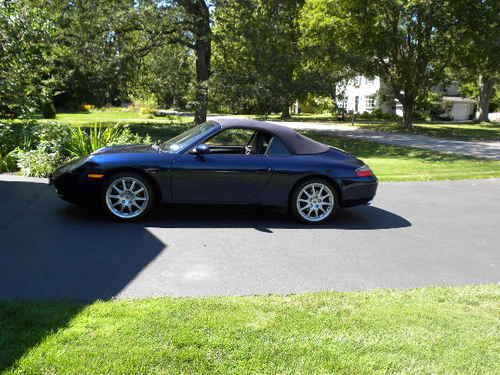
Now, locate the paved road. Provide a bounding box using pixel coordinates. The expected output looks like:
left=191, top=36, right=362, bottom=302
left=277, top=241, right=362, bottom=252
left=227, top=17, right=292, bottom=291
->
left=1, top=174, right=499, bottom=300
left=266, top=121, right=500, bottom=160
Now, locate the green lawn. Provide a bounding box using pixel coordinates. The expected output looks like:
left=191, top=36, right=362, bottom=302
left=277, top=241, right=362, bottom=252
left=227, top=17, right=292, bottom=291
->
left=128, top=124, right=500, bottom=182
left=32, top=110, right=500, bottom=141
left=1, top=285, right=498, bottom=374
left=354, top=121, right=500, bottom=142
left=4, top=112, right=500, bottom=181
left=304, top=131, right=500, bottom=181
left=43, top=110, right=194, bottom=126
left=253, top=113, right=500, bottom=141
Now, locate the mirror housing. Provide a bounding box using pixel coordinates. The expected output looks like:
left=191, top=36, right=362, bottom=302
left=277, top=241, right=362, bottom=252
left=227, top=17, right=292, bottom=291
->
left=192, top=143, right=210, bottom=155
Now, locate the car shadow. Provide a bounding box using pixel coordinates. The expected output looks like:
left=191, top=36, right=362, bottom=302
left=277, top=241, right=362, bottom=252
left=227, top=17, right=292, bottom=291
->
left=61, top=202, right=411, bottom=232
left=0, top=177, right=410, bottom=371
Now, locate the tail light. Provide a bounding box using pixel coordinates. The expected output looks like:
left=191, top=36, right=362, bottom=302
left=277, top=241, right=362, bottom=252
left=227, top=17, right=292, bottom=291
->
left=355, top=165, right=374, bottom=177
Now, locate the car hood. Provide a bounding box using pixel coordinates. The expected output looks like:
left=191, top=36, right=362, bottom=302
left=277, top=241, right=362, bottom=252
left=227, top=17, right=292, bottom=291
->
left=91, top=144, right=156, bottom=155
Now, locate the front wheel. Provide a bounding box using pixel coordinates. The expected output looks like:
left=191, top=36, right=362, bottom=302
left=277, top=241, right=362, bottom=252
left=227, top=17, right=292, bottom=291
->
left=291, top=179, right=337, bottom=224
left=103, top=173, right=154, bottom=221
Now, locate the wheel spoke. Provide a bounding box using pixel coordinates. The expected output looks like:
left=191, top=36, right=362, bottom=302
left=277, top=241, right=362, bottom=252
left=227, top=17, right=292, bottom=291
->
left=296, top=182, right=335, bottom=222
left=106, top=176, right=149, bottom=219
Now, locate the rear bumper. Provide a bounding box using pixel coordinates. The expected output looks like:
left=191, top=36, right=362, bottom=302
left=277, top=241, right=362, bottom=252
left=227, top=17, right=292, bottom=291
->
left=338, top=177, right=378, bottom=207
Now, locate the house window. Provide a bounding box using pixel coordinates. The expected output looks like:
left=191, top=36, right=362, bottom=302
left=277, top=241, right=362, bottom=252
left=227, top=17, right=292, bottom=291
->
left=354, top=96, right=359, bottom=112
left=365, top=77, right=375, bottom=85
left=365, top=96, right=376, bottom=109
left=353, top=77, right=361, bottom=87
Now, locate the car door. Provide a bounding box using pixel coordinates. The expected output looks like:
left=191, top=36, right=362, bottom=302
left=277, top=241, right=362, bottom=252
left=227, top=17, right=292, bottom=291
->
left=170, top=129, right=272, bottom=204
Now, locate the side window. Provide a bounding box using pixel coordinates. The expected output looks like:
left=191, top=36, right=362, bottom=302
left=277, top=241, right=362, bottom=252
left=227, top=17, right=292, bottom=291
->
left=267, top=137, right=290, bottom=156
left=206, top=128, right=255, bottom=147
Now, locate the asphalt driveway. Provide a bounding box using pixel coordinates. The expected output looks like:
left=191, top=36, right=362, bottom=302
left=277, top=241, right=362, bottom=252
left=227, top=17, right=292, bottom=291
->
left=1, top=174, right=499, bottom=300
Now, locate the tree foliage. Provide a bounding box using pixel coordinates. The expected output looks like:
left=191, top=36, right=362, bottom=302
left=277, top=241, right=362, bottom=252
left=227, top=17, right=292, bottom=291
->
left=447, top=0, right=499, bottom=121
left=301, top=0, right=455, bottom=128
left=212, top=0, right=306, bottom=117
left=0, top=0, right=55, bottom=117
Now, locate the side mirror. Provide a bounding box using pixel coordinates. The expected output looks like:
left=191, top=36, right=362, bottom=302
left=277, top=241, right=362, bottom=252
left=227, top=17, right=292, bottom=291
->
left=192, top=143, right=210, bottom=155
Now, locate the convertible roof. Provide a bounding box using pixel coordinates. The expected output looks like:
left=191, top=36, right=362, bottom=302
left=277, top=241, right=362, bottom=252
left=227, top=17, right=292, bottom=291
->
left=209, top=117, right=330, bottom=155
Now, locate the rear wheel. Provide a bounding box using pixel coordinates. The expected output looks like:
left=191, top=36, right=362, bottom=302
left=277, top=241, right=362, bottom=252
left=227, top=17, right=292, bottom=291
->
left=291, top=179, right=337, bottom=224
left=103, top=173, right=154, bottom=221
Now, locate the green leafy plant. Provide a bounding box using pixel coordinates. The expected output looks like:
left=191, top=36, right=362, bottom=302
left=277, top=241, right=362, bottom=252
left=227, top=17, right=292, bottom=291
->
left=67, top=124, right=152, bottom=158
left=15, top=148, right=64, bottom=177
left=0, top=151, right=17, bottom=173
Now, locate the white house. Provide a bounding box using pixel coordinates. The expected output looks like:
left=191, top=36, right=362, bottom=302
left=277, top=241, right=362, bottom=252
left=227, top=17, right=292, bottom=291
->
left=336, top=75, right=475, bottom=121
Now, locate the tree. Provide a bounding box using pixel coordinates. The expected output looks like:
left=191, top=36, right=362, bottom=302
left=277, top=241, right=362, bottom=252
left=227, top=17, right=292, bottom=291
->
left=176, top=1, right=211, bottom=123
left=130, top=43, right=193, bottom=108
left=448, top=0, right=499, bottom=122
left=301, top=0, right=452, bottom=128
left=0, top=0, right=55, bottom=117
left=212, top=0, right=305, bottom=118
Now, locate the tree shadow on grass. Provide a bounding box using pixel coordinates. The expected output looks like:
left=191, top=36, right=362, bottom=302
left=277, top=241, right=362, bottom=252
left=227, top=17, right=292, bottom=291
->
left=0, top=178, right=410, bottom=371
left=0, top=179, right=167, bottom=371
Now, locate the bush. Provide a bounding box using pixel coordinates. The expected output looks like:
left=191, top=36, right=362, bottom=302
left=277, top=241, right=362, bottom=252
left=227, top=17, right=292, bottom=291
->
left=0, top=121, right=152, bottom=177
left=0, top=151, right=17, bottom=173
left=0, top=122, right=37, bottom=155
left=41, top=102, right=56, bottom=119
left=66, top=124, right=151, bottom=158
left=356, top=110, right=400, bottom=121
left=15, top=148, right=64, bottom=177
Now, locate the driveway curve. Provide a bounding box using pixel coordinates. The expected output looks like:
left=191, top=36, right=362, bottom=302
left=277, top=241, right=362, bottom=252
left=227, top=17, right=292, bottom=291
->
left=1, top=174, right=499, bottom=300
left=269, top=121, right=500, bottom=160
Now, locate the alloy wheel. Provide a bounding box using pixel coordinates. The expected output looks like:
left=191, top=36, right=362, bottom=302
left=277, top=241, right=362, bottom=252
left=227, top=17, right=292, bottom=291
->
left=296, top=182, right=335, bottom=222
left=105, top=176, right=150, bottom=219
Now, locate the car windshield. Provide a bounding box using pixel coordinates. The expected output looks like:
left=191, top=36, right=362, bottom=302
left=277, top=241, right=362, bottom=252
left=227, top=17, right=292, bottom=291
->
left=161, top=122, right=218, bottom=153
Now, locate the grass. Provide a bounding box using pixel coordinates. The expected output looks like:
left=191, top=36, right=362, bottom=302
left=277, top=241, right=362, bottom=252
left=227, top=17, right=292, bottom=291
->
left=304, top=131, right=500, bottom=181
left=1, top=285, right=498, bottom=374
left=252, top=113, right=500, bottom=141
left=353, top=121, right=500, bottom=142
left=129, top=124, right=500, bottom=182
left=43, top=110, right=194, bottom=127
left=4, top=110, right=500, bottom=181
left=26, top=110, right=500, bottom=140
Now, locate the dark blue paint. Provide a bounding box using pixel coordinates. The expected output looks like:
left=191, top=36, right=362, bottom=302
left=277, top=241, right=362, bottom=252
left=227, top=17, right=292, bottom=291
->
left=51, top=123, right=378, bottom=209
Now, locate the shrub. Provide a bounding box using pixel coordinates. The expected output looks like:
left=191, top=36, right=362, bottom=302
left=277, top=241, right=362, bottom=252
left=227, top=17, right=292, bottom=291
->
left=0, top=122, right=37, bottom=155
left=80, top=104, right=95, bottom=112
left=1, top=121, right=151, bottom=177
left=41, top=102, right=56, bottom=119
left=0, top=151, right=17, bottom=173
left=15, top=148, right=64, bottom=177
left=67, top=124, right=152, bottom=159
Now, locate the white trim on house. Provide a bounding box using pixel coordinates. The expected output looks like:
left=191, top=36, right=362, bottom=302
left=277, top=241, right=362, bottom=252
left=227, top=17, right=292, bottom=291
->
left=336, top=75, right=475, bottom=121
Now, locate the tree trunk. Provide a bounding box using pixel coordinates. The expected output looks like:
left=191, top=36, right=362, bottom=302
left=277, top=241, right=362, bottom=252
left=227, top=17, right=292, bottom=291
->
left=402, top=100, right=414, bottom=129
left=179, top=0, right=211, bottom=124
left=477, top=75, right=495, bottom=122
left=194, top=37, right=211, bottom=124
left=280, top=102, right=291, bottom=119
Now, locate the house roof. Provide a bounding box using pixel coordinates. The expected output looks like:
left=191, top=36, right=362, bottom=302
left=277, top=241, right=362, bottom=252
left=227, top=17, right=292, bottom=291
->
left=209, top=117, right=330, bottom=155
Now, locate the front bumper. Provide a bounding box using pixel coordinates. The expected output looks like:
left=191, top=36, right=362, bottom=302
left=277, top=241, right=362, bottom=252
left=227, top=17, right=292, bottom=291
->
left=50, top=171, right=103, bottom=206
left=338, top=177, right=378, bottom=207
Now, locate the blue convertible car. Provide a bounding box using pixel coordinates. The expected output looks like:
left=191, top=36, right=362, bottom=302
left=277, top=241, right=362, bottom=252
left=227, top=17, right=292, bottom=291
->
left=50, top=118, right=377, bottom=223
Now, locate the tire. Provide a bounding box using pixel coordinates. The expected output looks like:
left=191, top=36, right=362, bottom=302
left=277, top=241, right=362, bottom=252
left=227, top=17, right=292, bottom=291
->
left=102, top=172, right=155, bottom=222
left=290, top=178, right=337, bottom=224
